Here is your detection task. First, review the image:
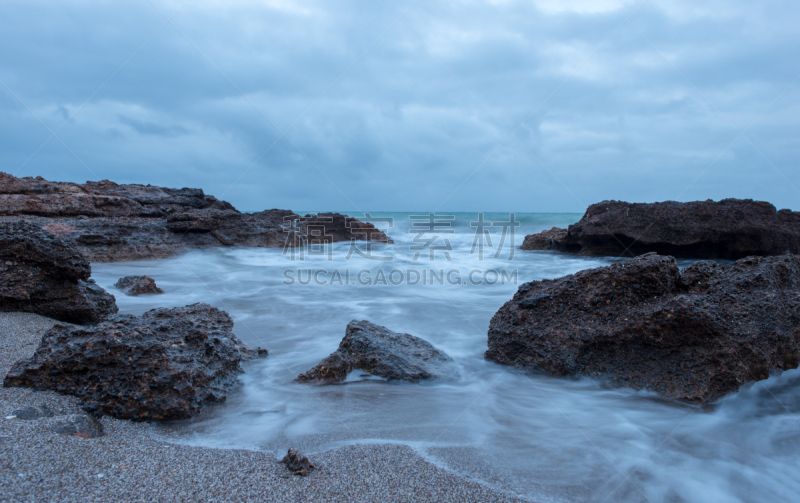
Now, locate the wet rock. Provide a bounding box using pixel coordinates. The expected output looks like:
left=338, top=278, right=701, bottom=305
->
left=4, top=303, right=268, bottom=421
left=297, top=320, right=459, bottom=384
left=282, top=448, right=315, bottom=476
left=520, top=199, right=800, bottom=259
left=0, top=172, right=392, bottom=262
left=53, top=414, right=104, bottom=438
left=12, top=406, right=55, bottom=420
left=0, top=220, right=118, bottom=324
left=114, top=275, right=164, bottom=296
left=486, top=253, right=800, bottom=403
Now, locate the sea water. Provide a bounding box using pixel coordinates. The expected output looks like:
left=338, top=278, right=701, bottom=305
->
left=90, top=213, right=800, bottom=503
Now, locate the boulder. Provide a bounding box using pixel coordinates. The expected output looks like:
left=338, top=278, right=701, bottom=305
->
left=3, top=303, right=268, bottom=421
left=520, top=199, right=800, bottom=259
left=114, top=275, right=164, bottom=296
left=0, top=172, right=392, bottom=262
left=486, top=253, right=800, bottom=403
left=283, top=448, right=315, bottom=476
left=297, top=320, right=459, bottom=384
left=0, top=221, right=118, bottom=324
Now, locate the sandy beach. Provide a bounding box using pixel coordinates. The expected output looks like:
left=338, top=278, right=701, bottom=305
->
left=0, top=312, right=526, bottom=503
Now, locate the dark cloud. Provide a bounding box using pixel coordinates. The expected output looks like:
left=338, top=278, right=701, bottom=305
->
left=1, top=0, right=798, bottom=212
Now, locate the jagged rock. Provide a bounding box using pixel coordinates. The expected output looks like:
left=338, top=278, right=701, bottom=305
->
left=297, top=320, right=459, bottom=384
left=0, top=221, right=118, bottom=324
left=53, top=414, right=104, bottom=438
left=520, top=199, right=800, bottom=259
left=3, top=303, right=268, bottom=421
left=282, top=448, right=315, bottom=476
left=12, top=405, right=55, bottom=420
left=0, top=173, right=392, bottom=262
left=486, top=253, right=800, bottom=403
left=114, top=275, right=164, bottom=296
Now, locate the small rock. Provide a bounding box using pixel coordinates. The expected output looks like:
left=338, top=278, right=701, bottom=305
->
left=282, top=448, right=315, bottom=476
left=53, top=414, right=104, bottom=438
left=296, top=320, right=459, bottom=384
left=114, top=276, right=164, bottom=296
left=12, top=406, right=55, bottom=420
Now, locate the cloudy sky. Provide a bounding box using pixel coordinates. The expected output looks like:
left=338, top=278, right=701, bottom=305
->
left=1, top=0, right=798, bottom=212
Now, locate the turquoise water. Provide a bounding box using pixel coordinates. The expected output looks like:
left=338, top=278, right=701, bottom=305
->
left=90, top=213, right=800, bottom=503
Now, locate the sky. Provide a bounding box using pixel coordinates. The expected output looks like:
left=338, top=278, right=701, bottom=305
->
left=1, top=0, right=798, bottom=213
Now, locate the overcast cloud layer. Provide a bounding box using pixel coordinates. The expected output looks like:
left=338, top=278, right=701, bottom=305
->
left=1, top=0, right=798, bottom=212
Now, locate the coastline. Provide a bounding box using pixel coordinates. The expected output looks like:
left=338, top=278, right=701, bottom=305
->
left=0, top=312, right=526, bottom=503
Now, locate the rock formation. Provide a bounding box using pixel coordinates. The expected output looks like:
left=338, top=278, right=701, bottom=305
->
left=4, top=303, right=267, bottom=421
left=0, top=172, right=392, bottom=262
left=487, top=253, right=800, bottom=403
left=114, top=275, right=164, bottom=296
left=0, top=221, right=118, bottom=324
left=520, top=199, right=800, bottom=259
left=297, top=320, right=459, bottom=384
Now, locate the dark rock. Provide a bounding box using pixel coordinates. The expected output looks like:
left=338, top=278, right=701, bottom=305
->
left=12, top=406, right=55, bottom=420
left=486, top=253, right=800, bottom=403
left=3, top=303, right=268, bottom=421
left=114, top=275, right=164, bottom=296
left=520, top=199, right=800, bottom=259
left=0, top=172, right=392, bottom=262
left=53, top=414, right=104, bottom=438
left=0, top=221, right=118, bottom=324
left=282, top=448, right=315, bottom=476
left=297, top=320, right=459, bottom=384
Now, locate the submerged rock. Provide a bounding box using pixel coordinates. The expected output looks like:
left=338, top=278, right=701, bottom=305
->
left=0, top=172, right=392, bottom=262
left=114, top=275, right=164, bottom=296
left=486, top=253, right=800, bottom=403
left=4, top=303, right=268, bottom=421
left=282, top=448, right=315, bottom=476
left=297, top=320, right=459, bottom=384
left=0, top=221, right=118, bottom=324
left=53, top=414, right=104, bottom=438
left=520, top=199, right=800, bottom=259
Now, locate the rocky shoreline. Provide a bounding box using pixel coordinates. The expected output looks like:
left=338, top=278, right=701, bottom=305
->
left=0, top=172, right=392, bottom=262
left=521, top=199, right=800, bottom=259
left=0, top=312, right=525, bottom=503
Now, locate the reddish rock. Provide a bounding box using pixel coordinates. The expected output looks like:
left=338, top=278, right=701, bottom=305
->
left=486, top=253, right=800, bottom=403
left=520, top=199, right=800, bottom=259
left=0, top=221, right=117, bottom=324
left=0, top=173, right=392, bottom=262
left=4, top=303, right=268, bottom=421
left=114, top=275, right=164, bottom=296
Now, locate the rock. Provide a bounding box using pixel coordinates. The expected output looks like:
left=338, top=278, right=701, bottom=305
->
left=486, top=253, right=800, bottom=403
left=3, top=303, right=268, bottom=421
left=520, top=199, right=800, bottom=259
left=297, top=320, right=459, bottom=384
left=114, top=275, right=164, bottom=296
left=282, top=448, right=315, bottom=476
left=12, top=406, right=55, bottom=420
left=53, top=414, right=104, bottom=438
left=0, top=221, right=118, bottom=324
left=0, top=172, right=392, bottom=262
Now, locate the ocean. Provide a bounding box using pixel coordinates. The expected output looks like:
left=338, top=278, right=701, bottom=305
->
left=90, top=212, right=800, bottom=502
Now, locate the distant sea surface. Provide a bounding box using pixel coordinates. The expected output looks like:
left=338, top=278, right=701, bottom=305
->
left=91, top=213, right=800, bottom=503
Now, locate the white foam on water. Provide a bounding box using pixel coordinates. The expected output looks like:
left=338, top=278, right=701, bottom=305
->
left=90, top=213, right=800, bottom=502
